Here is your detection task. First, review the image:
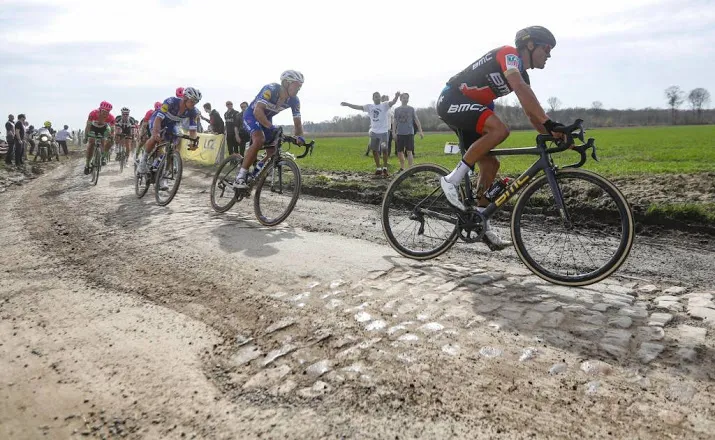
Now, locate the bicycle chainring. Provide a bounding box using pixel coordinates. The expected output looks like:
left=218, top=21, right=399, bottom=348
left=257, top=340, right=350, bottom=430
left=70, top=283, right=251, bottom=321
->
left=457, top=211, right=486, bottom=243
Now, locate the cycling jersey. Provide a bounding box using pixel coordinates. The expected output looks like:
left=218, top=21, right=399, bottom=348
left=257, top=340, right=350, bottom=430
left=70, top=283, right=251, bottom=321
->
left=150, top=97, right=198, bottom=140
left=242, top=83, right=300, bottom=137
left=87, top=109, right=115, bottom=128
left=153, top=97, right=199, bottom=130
left=143, top=109, right=154, bottom=123
left=115, top=115, right=138, bottom=137
left=437, top=46, right=531, bottom=138
left=87, top=109, right=115, bottom=139
left=446, top=46, right=530, bottom=105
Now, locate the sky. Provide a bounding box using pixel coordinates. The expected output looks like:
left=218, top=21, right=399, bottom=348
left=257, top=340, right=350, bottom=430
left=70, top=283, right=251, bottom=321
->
left=1, top=0, right=714, bottom=131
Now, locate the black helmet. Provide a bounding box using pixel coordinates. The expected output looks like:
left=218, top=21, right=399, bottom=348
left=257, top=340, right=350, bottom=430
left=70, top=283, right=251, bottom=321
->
left=515, top=26, right=556, bottom=49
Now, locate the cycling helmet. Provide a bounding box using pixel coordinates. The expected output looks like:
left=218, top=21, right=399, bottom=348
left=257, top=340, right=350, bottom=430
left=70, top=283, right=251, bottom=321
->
left=44, top=121, right=52, bottom=127
left=176, top=87, right=185, bottom=98
left=121, top=107, right=130, bottom=114
left=99, top=101, right=113, bottom=112
left=280, top=70, right=304, bottom=83
left=515, top=26, right=556, bottom=49
left=154, top=101, right=162, bottom=110
left=183, top=87, right=202, bottom=103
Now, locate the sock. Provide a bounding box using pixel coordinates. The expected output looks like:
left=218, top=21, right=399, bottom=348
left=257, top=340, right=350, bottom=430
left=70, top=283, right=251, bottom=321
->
left=477, top=206, right=491, bottom=230
left=445, top=159, right=472, bottom=184
left=237, top=168, right=248, bottom=180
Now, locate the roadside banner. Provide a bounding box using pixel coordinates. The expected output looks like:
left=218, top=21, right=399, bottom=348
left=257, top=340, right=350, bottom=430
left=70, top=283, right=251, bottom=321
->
left=179, top=132, right=225, bottom=165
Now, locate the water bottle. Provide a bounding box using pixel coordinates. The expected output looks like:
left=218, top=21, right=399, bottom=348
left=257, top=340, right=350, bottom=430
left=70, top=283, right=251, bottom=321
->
left=152, top=154, right=164, bottom=169
left=251, top=160, right=265, bottom=178
left=484, top=177, right=511, bottom=202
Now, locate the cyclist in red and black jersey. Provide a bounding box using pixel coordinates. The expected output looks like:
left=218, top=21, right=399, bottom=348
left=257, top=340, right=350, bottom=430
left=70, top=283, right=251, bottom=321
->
left=437, top=25, right=567, bottom=250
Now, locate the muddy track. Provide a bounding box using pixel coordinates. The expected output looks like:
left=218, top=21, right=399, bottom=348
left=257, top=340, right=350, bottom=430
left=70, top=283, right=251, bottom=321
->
left=1, top=159, right=714, bottom=439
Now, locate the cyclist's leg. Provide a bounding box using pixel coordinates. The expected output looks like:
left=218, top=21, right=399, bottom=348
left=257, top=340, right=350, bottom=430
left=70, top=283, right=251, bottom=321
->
left=139, top=116, right=164, bottom=172
left=85, top=137, right=96, bottom=174
left=235, top=116, right=268, bottom=186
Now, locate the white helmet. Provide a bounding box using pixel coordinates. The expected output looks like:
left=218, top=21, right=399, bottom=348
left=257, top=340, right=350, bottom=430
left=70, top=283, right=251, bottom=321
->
left=183, top=87, right=202, bottom=103
left=280, top=70, right=304, bottom=84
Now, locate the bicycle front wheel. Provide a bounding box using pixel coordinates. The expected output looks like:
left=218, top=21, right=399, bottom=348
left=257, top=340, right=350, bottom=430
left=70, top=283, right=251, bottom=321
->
left=155, top=150, right=183, bottom=206
left=134, top=147, right=150, bottom=198
left=253, top=158, right=301, bottom=226
left=381, top=163, right=459, bottom=260
left=91, top=146, right=101, bottom=185
left=511, top=168, right=634, bottom=286
left=210, top=155, right=241, bottom=213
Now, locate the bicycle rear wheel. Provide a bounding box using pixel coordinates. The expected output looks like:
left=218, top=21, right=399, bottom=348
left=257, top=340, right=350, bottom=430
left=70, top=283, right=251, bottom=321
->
left=155, top=150, right=183, bottom=206
left=511, top=168, right=634, bottom=286
left=381, top=164, right=459, bottom=259
left=253, top=158, right=301, bottom=226
left=210, top=155, right=242, bottom=213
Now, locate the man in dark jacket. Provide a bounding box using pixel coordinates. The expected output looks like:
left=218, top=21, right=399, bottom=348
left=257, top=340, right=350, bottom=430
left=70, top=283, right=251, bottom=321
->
left=224, top=101, right=241, bottom=156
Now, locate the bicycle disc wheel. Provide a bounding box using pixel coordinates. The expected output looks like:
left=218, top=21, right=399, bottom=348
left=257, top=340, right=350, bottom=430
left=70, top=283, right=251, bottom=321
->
left=381, top=163, right=459, bottom=259
left=210, top=155, right=242, bottom=213
left=155, top=151, right=183, bottom=206
left=511, top=168, right=634, bottom=286
left=253, top=158, right=301, bottom=226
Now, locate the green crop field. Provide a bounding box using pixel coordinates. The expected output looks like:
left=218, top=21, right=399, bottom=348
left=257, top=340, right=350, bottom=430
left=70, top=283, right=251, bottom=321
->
left=298, top=125, right=715, bottom=177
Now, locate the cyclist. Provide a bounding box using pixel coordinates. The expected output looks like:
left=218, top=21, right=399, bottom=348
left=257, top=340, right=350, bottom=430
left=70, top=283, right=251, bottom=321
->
left=137, top=87, right=201, bottom=177
left=115, top=107, right=138, bottom=161
left=83, top=101, right=115, bottom=175
left=233, top=70, right=305, bottom=189
left=436, top=25, right=566, bottom=250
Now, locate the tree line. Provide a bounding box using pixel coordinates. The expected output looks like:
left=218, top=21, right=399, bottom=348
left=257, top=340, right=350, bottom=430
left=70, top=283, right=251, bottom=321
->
left=297, top=86, right=712, bottom=133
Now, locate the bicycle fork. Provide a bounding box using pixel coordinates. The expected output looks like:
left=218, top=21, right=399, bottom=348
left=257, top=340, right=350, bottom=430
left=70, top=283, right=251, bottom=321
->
left=543, top=166, right=573, bottom=229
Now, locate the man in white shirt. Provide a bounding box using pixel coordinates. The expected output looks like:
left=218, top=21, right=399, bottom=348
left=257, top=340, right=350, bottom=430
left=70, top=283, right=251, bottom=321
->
left=341, top=91, right=400, bottom=177
left=55, top=125, right=73, bottom=155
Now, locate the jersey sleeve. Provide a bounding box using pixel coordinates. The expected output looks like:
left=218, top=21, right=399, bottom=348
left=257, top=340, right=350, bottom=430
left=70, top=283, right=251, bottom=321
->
left=186, top=109, right=198, bottom=131
left=156, top=97, right=174, bottom=120
left=256, top=84, right=277, bottom=107
left=107, top=114, right=116, bottom=126
left=88, top=110, right=98, bottom=121
left=496, top=46, right=523, bottom=76
left=291, top=97, right=301, bottom=118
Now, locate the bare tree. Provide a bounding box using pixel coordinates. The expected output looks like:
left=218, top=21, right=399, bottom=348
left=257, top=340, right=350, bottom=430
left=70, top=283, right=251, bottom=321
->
left=688, top=88, right=711, bottom=122
left=547, top=97, right=561, bottom=112
left=592, top=101, right=603, bottom=111
left=665, top=86, right=685, bottom=124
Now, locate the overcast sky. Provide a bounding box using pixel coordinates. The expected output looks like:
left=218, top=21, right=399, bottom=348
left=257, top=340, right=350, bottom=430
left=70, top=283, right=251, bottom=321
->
left=1, top=0, right=713, bottom=131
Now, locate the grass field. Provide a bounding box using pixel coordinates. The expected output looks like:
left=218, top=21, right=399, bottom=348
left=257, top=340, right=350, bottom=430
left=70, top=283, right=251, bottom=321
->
left=297, top=125, right=715, bottom=176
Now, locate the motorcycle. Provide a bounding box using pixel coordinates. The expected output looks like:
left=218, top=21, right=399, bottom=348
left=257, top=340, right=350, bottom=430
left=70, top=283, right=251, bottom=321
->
left=34, top=128, right=59, bottom=162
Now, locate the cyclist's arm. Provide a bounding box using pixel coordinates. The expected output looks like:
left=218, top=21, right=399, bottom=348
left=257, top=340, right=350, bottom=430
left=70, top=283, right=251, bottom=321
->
left=84, top=120, right=91, bottom=139
left=340, top=102, right=364, bottom=111
left=253, top=103, right=272, bottom=128
left=506, top=72, right=550, bottom=134
left=293, top=116, right=304, bottom=137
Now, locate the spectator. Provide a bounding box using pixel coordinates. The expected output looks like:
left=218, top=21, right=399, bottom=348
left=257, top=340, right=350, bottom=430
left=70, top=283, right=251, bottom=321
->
left=392, top=93, right=424, bottom=172
left=341, top=91, right=400, bottom=177
left=56, top=125, right=73, bottom=155
left=5, top=114, right=15, bottom=165
left=202, top=103, right=225, bottom=134
left=26, top=124, right=36, bottom=156
left=8, top=114, right=26, bottom=166
left=365, top=95, right=396, bottom=156
left=224, top=101, right=241, bottom=156
left=237, top=102, right=250, bottom=156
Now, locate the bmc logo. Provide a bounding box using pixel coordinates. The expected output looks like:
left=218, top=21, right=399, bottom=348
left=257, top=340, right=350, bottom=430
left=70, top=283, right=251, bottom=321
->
left=447, top=103, right=483, bottom=113
left=489, top=73, right=511, bottom=95
left=471, top=53, right=493, bottom=70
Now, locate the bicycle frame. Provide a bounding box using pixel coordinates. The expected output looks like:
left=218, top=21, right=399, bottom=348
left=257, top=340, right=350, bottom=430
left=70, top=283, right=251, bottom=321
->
left=459, top=122, right=597, bottom=228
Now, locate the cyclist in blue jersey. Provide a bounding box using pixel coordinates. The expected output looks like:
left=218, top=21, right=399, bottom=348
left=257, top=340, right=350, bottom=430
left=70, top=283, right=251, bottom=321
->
left=137, top=87, right=202, bottom=174
left=234, top=70, right=306, bottom=189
